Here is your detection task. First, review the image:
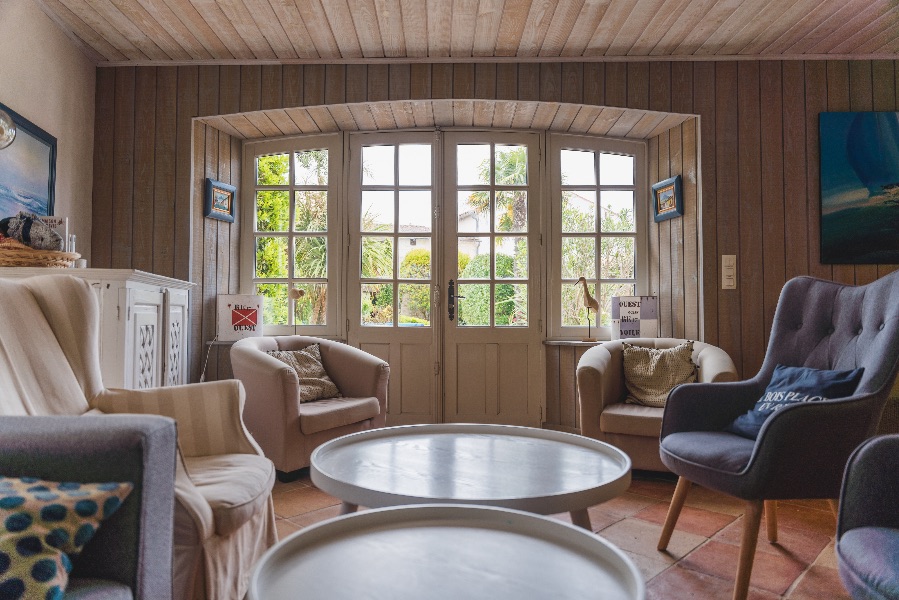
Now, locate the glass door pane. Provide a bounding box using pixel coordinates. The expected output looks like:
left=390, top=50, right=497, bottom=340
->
left=359, top=143, right=434, bottom=328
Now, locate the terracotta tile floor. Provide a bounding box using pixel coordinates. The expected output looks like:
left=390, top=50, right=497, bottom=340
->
left=270, top=470, right=850, bottom=599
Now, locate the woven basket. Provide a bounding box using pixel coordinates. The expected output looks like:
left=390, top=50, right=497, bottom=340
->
left=0, top=237, right=80, bottom=268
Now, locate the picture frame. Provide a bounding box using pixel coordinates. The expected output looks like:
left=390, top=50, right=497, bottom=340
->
left=204, top=178, right=236, bottom=223
left=0, top=101, right=57, bottom=218
left=819, top=111, right=899, bottom=264
left=652, top=175, right=683, bottom=222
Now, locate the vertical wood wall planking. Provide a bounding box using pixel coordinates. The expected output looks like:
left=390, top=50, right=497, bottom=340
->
left=133, top=68, right=157, bottom=273
left=715, top=62, right=742, bottom=372
left=657, top=127, right=672, bottom=337
left=759, top=61, right=785, bottom=346
left=782, top=61, right=809, bottom=283
left=672, top=62, right=698, bottom=342
left=545, top=345, right=562, bottom=426
left=195, top=66, right=221, bottom=382
left=91, top=68, right=115, bottom=268
left=92, top=60, right=899, bottom=385
left=737, top=62, right=765, bottom=377
left=693, top=61, right=718, bottom=347
left=111, top=67, right=136, bottom=269
left=649, top=62, right=674, bottom=337
left=153, top=67, right=177, bottom=278
left=174, top=67, right=198, bottom=283
left=647, top=133, right=661, bottom=302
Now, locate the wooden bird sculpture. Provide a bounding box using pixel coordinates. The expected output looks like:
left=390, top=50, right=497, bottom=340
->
left=577, top=277, right=599, bottom=342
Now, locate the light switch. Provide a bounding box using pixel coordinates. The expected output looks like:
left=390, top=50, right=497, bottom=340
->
left=722, top=255, right=737, bottom=289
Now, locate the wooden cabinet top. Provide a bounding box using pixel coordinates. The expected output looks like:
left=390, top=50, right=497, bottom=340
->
left=0, top=268, right=194, bottom=290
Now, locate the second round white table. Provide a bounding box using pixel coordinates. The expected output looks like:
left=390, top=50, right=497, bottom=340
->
left=310, top=423, right=632, bottom=530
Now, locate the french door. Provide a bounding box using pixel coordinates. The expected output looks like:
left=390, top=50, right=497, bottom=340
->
left=442, top=132, right=543, bottom=425
left=346, top=132, right=440, bottom=425
left=347, top=131, right=544, bottom=427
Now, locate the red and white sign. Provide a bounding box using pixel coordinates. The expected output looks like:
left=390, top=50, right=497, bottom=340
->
left=217, top=295, right=264, bottom=341
left=231, top=307, right=258, bottom=327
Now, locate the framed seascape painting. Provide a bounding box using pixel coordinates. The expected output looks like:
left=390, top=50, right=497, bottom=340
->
left=205, top=178, right=236, bottom=223
left=652, top=175, right=683, bottom=222
left=0, top=101, right=57, bottom=217
left=820, top=111, right=899, bottom=264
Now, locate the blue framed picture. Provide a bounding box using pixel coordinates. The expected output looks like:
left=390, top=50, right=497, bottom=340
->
left=205, top=178, right=236, bottom=223
left=0, top=101, right=57, bottom=218
left=820, top=111, right=899, bottom=264
left=652, top=175, right=683, bottom=222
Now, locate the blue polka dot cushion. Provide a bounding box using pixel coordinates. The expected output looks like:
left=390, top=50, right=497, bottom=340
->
left=0, top=476, right=133, bottom=600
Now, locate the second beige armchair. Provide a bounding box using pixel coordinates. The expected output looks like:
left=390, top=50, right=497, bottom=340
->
left=576, top=338, right=738, bottom=471
left=231, top=336, right=389, bottom=478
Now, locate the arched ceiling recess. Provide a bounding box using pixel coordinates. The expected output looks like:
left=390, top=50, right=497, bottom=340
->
left=198, top=99, right=694, bottom=140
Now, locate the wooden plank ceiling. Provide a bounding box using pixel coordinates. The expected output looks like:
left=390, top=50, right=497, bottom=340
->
left=198, top=99, right=692, bottom=139
left=36, top=0, right=899, bottom=65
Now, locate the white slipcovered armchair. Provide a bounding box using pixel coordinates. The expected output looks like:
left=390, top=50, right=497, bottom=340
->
left=231, top=335, right=389, bottom=479
left=0, top=275, right=277, bottom=600
left=576, top=338, right=738, bottom=471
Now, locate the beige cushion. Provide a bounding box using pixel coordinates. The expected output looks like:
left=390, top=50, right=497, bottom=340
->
left=182, top=454, right=275, bottom=537
left=601, top=403, right=664, bottom=437
left=623, top=340, right=696, bottom=407
left=299, top=396, right=380, bottom=435
left=267, top=344, right=340, bottom=402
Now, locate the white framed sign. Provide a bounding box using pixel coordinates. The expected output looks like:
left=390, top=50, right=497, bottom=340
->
left=217, top=294, right=264, bottom=341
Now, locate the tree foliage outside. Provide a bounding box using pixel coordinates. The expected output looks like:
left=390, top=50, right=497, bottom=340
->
left=561, top=186, right=636, bottom=327
left=457, top=145, right=529, bottom=326
left=254, top=143, right=637, bottom=332
left=255, top=150, right=332, bottom=326
left=398, top=248, right=431, bottom=324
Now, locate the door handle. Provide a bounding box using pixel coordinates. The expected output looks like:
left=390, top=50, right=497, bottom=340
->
left=448, top=280, right=465, bottom=321
left=448, top=279, right=455, bottom=321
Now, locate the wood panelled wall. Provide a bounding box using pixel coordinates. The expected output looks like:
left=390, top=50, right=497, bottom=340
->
left=92, top=60, right=899, bottom=383
left=648, top=117, right=701, bottom=344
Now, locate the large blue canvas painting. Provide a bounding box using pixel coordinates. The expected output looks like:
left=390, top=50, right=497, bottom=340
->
left=820, top=112, right=899, bottom=264
left=0, top=102, right=56, bottom=218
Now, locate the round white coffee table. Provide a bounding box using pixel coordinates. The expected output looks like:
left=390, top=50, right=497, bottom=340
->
left=310, top=423, right=631, bottom=530
left=248, top=504, right=645, bottom=600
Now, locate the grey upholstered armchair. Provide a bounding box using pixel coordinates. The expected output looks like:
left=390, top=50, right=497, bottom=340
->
left=837, top=434, right=899, bottom=600
left=657, top=270, right=899, bottom=600
left=231, top=335, right=389, bottom=480
left=0, top=414, right=177, bottom=599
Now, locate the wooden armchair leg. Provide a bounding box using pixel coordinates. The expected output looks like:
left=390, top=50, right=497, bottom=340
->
left=764, top=500, right=777, bottom=543
left=658, top=476, right=692, bottom=551
left=733, top=500, right=764, bottom=600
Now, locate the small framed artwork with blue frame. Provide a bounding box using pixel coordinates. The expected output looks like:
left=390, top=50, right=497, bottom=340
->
left=205, top=178, right=236, bottom=223
left=652, top=175, right=683, bottom=222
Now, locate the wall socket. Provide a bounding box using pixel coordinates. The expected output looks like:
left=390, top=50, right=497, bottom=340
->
left=722, top=255, right=737, bottom=289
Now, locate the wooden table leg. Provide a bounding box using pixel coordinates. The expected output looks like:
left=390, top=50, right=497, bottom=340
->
left=339, top=501, right=359, bottom=515
left=570, top=508, right=592, bottom=530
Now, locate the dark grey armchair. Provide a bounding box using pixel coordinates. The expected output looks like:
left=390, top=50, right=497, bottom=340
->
left=0, top=414, right=177, bottom=600
left=656, top=271, right=899, bottom=600
left=837, top=434, right=899, bottom=600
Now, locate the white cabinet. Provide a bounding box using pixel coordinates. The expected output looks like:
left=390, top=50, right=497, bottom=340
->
left=0, top=268, right=193, bottom=389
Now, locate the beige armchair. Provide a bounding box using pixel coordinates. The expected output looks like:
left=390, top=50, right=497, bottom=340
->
left=0, top=275, right=276, bottom=600
left=231, top=336, right=389, bottom=479
left=576, top=338, right=738, bottom=471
